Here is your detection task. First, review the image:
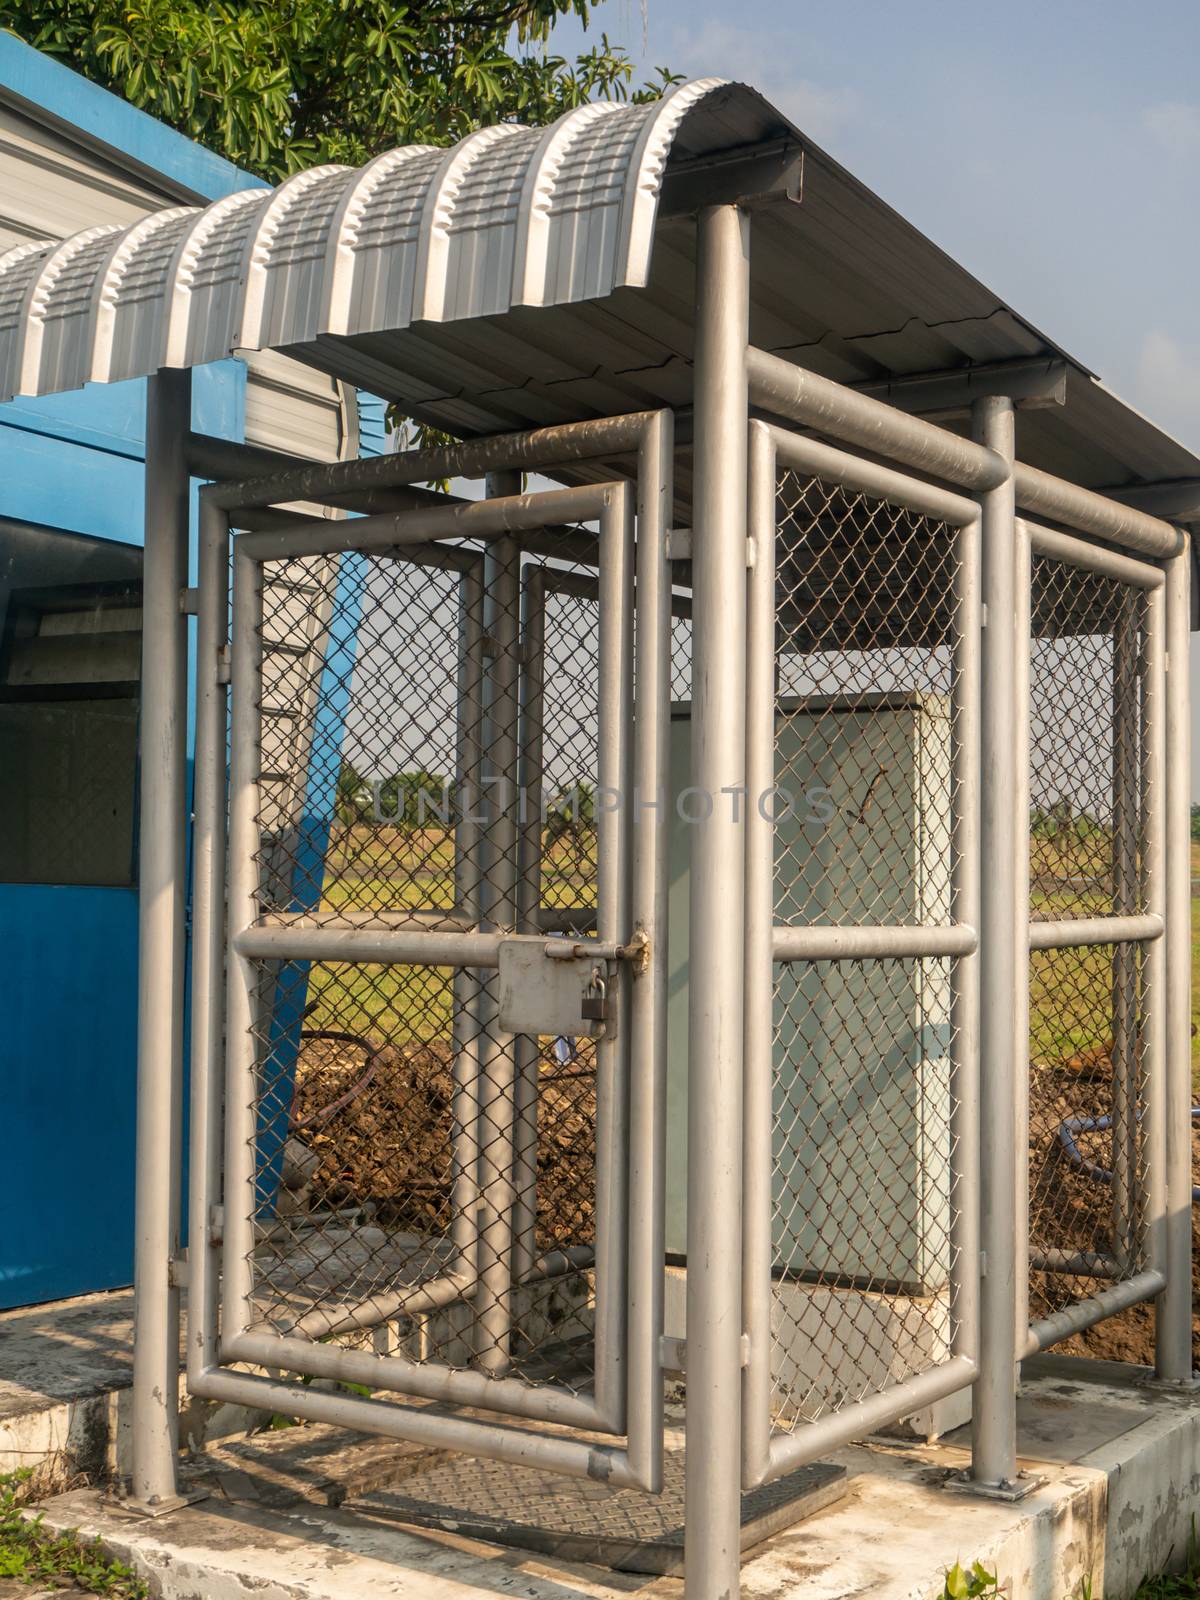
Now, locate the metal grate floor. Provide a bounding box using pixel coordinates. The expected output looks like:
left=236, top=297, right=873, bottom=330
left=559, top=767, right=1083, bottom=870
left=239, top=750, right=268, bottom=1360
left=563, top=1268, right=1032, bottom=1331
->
left=355, top=1450, right=847, bottom=1574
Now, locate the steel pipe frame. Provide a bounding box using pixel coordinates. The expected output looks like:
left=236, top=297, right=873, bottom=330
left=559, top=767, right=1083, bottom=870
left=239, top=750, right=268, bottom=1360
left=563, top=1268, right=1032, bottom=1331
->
left=512, top=563, right=547, bottom=1284
left=221, top=486, right=633, bottom=1418
left=768, top=424, right=981, bottom=528
left=207, top=412, right=657, bottom=513
left=764, top=1355, right=978, bottom=1483
left=686, top=204, right=750, bottom=1600
left=1141, top=581, right=1168, bottom=1305
left=1159, top=537, right=1195, bottom=1381
left=1019, top=547, right=1170, bottom=1352
left=747, top=345, right=1008, bottom=493
left=187, top=1364, right=644, bottom=1486
left=1028, top=915, right=1162, bottom=950
left=191, top=419, right=672, bottom=1484
left=971, top=395, right=1026, bottom=1494
left=235, top=481, right=617, bottom=565
left=1024, top=522, right=1165, bottom=590
left=225, top=1326, right=607, bottom=1430
left=742, top=422, right=981, bottom=1491
left=473, top=470, right=524, bottom=1377
left=130, top=370, right=192, bottom=1509
left=1029, top=1247, right=1121, bottom=1279
left=290, top=1245, right=596, bottom=1344
left=186, top=492, right=230, bottom=1412
left=741, top=420, right=777, bottom=1493
left=748, top=346, right=1181, bottom=565
left=772, top=923, right=978, bottom=963
left=1014, top=463, right=1183, bottom=561
left=1111, top=596, right=1142, bottom=1272
left=1024, top=1269, right=1166, bottom=1355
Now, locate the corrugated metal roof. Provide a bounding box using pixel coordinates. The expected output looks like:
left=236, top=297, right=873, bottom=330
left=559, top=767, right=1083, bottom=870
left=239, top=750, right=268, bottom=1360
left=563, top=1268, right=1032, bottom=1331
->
left=0, top=77, right=723, bottom=402
left=0, top=74, right=1194, bottom=498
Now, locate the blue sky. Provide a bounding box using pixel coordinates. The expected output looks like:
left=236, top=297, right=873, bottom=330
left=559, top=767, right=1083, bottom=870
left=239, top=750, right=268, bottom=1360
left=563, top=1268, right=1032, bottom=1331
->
left=551, top=0, right=1200, bottom=450
left=553, top=0, right=1200, bottom=795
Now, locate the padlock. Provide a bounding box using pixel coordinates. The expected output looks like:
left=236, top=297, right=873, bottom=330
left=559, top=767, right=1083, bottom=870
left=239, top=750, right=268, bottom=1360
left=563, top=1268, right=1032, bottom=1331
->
left=580, top=966, right=608, bottom=1023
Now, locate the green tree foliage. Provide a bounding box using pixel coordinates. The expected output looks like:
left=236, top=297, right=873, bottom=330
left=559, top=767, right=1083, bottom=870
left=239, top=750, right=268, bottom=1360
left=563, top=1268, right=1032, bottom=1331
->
left=3, top=1, right=678, bottom=181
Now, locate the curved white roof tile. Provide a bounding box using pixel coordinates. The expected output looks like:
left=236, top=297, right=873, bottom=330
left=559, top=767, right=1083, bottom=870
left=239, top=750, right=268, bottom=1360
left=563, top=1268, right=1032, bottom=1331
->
left=0, top=78, right=736, bottom=402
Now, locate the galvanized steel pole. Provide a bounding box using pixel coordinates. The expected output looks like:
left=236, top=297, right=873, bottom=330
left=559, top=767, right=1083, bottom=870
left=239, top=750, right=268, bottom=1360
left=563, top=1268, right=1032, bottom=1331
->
left=131, top=369, right=192, bottom=1507
left=474, top=470, right=522, bottom=1375
left=1158, top=539, right=1195, bottom=1382
left=685, top=203, right=749, bottom=1599
left=970, top=394, right=1027, bottom=1494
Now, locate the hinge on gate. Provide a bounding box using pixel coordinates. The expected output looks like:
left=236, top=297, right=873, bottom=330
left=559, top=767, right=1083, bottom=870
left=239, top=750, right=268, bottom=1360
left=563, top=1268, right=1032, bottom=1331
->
left=216, top=644, right=231, bottom=684
left=168, top=1251, right=189, bottom=1289
left=664, top=529, right=692, bottom=562
left=179, top=586, right=200, bottom=616
left=481, top=634, right=500, bottom=658
left=208, top=1205, right=224, bottom=1245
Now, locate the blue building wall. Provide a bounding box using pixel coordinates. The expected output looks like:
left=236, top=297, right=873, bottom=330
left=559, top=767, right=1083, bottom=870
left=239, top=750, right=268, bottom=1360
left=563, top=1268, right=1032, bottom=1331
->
left=0, top=37, right=371, bottom=1308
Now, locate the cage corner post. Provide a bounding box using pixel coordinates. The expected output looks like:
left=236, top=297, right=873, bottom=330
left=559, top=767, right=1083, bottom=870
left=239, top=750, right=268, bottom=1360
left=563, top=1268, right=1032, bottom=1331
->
left=1158, top=531, right=1194, bottom=1383
left=684, top=202, right=750, bottom=1600
left=130, top=366, right=193, bottom=1509
left=968, top=392, right=1032, bottom=1495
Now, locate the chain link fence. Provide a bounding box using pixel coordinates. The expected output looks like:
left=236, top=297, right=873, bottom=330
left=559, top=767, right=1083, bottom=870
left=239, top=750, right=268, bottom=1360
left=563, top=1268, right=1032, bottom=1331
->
left=764, top=470, right=964, bottom=1431
left=1028, top=560, right=1151, bottom=1318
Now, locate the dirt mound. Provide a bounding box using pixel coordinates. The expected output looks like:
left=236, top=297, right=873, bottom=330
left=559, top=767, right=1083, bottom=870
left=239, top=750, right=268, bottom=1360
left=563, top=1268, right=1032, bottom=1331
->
left=288, top=1031, right=597, bottom=1248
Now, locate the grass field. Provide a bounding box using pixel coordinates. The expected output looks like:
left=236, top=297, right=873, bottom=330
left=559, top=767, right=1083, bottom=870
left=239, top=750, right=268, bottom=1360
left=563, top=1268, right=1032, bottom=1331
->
left=299, top=822, right=1200, bottom=1087
left=300, top=824, right=597, bottom=1043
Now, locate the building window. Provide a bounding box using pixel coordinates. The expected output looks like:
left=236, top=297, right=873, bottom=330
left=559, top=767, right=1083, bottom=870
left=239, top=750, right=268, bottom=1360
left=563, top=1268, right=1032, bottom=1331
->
left=0, top=522, right=143, bottom=887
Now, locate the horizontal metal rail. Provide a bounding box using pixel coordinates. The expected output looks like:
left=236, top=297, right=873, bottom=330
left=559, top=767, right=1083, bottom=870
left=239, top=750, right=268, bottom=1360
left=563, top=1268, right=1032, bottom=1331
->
left=1028, top=914, right=1162, bottom=950
left=190, top=1366, right=643, bottom=1485
left=237, top=481, right=620, bottom=564
left=1029, top=1247, right=1121, bottom=1278
left=291, top=1269, right=476, bottom=1341
left=1023, top=1269, right=1166, bottom=1355
left=1024, top=521, right=1166, bottom=588
left=225, top=1327, right=615, bottom=1431
left=255, top=909, right=477, bottom=934
left=1015, top=463, right=1183, bottom=561
left=772, top=923, right=978, bottom=962
left=747, top=347, right=1008, bottom=492
left=210, top=412, right=655, bottom=512
left=769, top=426, right=981, bottom=526
left=757, top=1355, right=978, bottom=1487
left=235, top=925, right=504, bottom=966
left=286, top=1242, right=597, bottom=1343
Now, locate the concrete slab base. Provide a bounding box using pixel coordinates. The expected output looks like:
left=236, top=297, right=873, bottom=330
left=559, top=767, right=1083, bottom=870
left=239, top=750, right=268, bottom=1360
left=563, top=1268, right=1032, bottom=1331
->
left=0, top=1291, right=262, bottom=1489
left=27, top=1356, right=1200, bottom=1600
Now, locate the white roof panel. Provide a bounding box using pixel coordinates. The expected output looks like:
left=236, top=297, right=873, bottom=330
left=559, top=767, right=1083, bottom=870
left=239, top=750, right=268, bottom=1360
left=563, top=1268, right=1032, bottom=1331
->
left=0, top=77, right=725, bottom=404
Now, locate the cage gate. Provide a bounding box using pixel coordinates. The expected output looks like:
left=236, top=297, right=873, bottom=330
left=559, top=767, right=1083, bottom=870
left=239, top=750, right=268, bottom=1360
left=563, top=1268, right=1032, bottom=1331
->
left=187, top=423, right=674, bottom=1490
